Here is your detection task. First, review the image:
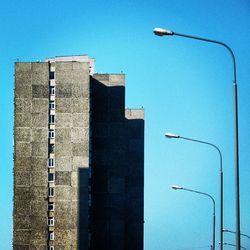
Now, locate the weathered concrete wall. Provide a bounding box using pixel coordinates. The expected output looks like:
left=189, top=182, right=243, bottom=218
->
left=125, top=109, right=144, bottom=250
left=90, top=74, right=126, bottom=250
left=14, top=61, right=144, bottom=250
left=54, top=61, right=90, bottom=250
left=90, top=75, right=144, bottom=250
left=14, top=61, right=90, bottom=250
left=14, top=62, right=49, bottom=249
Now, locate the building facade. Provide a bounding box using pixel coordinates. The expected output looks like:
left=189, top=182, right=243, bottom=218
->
left=13, top=56, right=144, bottom=250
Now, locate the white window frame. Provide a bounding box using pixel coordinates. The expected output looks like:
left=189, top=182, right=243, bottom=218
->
left=48, top=158, right=55, bottom=168
left=49, top=101, right=55, bottom=110
left=48, top=187, right=55, bottom=197
left=48, top=129, right=55, bottom=139
left=49, top=115, right=55, bottom=124
left=48, top=173, right=55, bottom=183
left=48, top=217, right=54, bottom=226
left=49, top=86, right=55, bottom=96
left=49, top=231, right=54, bottom=241
left=49, top=246, right=54, bottom=250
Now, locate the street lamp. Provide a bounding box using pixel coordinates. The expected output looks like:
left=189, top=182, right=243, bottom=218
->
left=165, top=132, right=223, bottom=249
left=221, top=242, right=246, bottom=250
left=223, top=228, right=250, bottom=240
left=171, top=185, right=216, bottom=250
left=154, top=27, right=240, bottom=250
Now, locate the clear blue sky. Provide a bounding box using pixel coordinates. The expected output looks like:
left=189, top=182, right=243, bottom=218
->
left=1, top=0, right=249, bottom=249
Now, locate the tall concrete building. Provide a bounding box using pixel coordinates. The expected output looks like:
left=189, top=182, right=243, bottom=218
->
left=13, top=55, right=144, bottom=250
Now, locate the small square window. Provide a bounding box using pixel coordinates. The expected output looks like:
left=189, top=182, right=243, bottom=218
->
left=49, top=86, right=55, bottom=96
left=48, top=202, right=55, bottom=211
left=48, top=217, right=54, bottom=226
left=48, top=187, right=55, bottom=197
left=49, top=115, right=55, bottom=124
left=48, top=158, right=55, bottom=168
left=49, top=71, right=55, bottom=80
left=48, top=246, right=54, bottom=250
left=48, top=173, right=55, bottom=182
left=49, top=101, right=55, bottom=110
left=48, top=144, right=55, bottom=154
left=49, top=231, right=54, bottom=241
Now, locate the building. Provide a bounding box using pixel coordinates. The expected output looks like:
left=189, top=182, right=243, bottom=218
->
left=13, top=55, right=144, bottom=250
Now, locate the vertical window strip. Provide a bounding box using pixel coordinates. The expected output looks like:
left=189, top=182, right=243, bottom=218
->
left=48, top=63, right=56, bottom=249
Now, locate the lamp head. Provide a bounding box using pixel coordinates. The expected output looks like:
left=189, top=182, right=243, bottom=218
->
left=165, top=133, right=180, bottom=139
left=153, top=27, right=174, bottom=36
left=171, top=185, right=183, bottom=190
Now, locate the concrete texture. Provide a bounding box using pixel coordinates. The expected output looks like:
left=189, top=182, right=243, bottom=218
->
left=90, top=75, right=144, bottom=250
left=14, top=62, right=49, bottom=248
left=125, top=109, right=144, bottom=250
left=14, top=61, right=90, bottom=249
left=14, top=58, right=144, bottom=250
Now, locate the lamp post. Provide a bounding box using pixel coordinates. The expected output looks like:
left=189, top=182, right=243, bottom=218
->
left=221, top=242, right=246, bottom=250
left=154, top=27, right=240, bottom=250
left=172, top=185, right=216, bottom=250
left=223, top=228, right=250, bottom=240
left=165, top=132, right=223, bottom=249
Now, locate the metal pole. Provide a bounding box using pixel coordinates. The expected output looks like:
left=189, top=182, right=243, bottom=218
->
left=223, top=228, right=250, bottom=240
left=156, top=28, right=240, bottom=249
left=179, top=136, right=223, bottom=249
left=181, top=187, right=216, bottom=250
left=172, top=31, right=240, bottom=250
left=213, top=209, right=216, bottom=250
left=222, top=242, right=246, bottom=250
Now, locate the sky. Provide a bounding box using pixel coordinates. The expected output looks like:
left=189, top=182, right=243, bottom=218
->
left=0, top=0, right=250, bottom=249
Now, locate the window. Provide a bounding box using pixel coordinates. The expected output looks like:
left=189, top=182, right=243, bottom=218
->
left=49, top=86, right=55, bottom=96
left=48, top=158, right=55, bottom=168
left=49, top=231, right=54, bottom=240
left=49, top=71, right=55, bottom=80
left=48, top=217, right=54, bottom=226
left=48, top=187, right=55, bottom=197
left=49, top=101, right=55, bottom=110
left=48, top=129, right=55, bottom=139
left=48, top=173, right=55, bottom=182
left=48, top=202, right=55, bottom=211
left=48, top=246, right=54, bottom=250
left=49, top=115, right=55, bottom=124
left=48, top=144, right=55, bottom=154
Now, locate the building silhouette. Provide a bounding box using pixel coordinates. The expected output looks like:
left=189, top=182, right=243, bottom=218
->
left=13, top=55, right=144, bottom=250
